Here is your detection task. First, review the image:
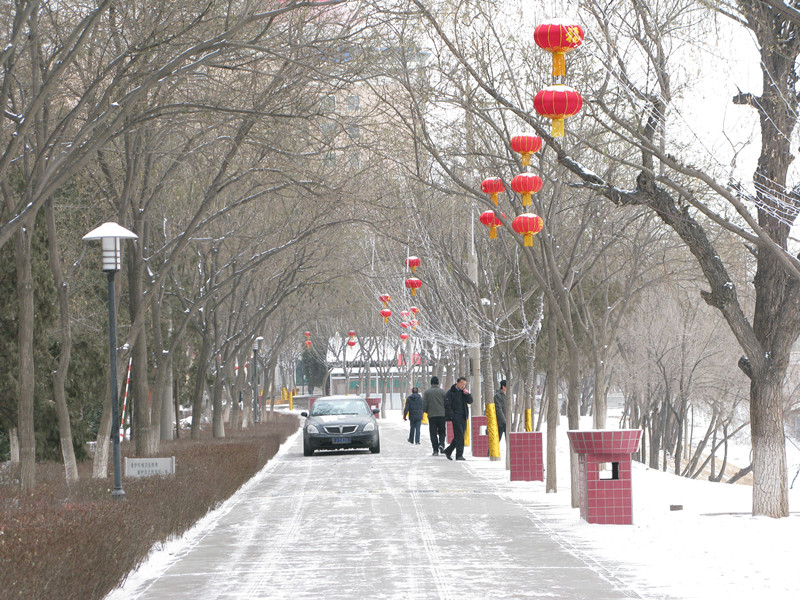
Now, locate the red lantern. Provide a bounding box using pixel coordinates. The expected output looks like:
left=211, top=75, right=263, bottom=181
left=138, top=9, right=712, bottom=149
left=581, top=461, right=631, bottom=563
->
left=534, top=21, right=585, bottom=78
left=405, top=277, right=422, bottom=296
left=379, top=293, right=391, bottom=307
left=347, top=330, right=356, bottom=340
left=347, top=340, right=356, bottom=348
left=511, top=174, right=543, bottom=207
left=400, top=332, right=409, bottom=341
left=303, top=331, right=311, bottom=338
left=407, top=256, right=421, bottom=272
left=400, top=310, right=409, bottom=318
left=400, top=321, right=410, bottom=329
left=510, top=135, right=542, bottom=167
left=380, top=308, right=392, bottom=323
left=534, top=85, right=583, bottom=138
left=479, top=210, right=504, bottom=239
left=410, top=319, right=419, bottom=330
left=512, top=213, right=544, bottom=247
left=305, top=340, right=312, bottom=348
left=481, top=177, right=505, bottom=206
left=410, top=306, right=419, bottom=316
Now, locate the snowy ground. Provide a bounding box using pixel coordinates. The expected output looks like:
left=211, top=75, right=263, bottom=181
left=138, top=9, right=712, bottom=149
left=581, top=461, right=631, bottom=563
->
left=482, top=411, right=800, bottom=600
left=108, top=408, right=800, bottom=599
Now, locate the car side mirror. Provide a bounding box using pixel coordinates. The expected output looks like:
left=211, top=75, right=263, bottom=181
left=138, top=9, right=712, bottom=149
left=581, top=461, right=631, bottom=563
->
left=300, top=411, right=308, bottom=418
left=371, top=407, right=380, bottom=414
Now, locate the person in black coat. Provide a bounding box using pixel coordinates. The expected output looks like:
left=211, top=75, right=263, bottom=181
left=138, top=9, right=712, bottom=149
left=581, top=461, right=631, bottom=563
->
left=403, top=387, right=424, bottom=444
left=443, top=377, right=473, bottom=460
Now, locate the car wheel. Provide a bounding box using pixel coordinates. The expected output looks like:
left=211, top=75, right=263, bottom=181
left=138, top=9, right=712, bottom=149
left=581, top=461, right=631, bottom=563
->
left=369, top=437, right=380, bottom=454
left=303, top=439, right=314, bottom=456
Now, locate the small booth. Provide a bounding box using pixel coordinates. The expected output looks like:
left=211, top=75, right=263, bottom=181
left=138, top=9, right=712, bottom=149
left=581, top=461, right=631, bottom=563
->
left=509, top=431, right=544, bottom=481
left=365, top=396, right=381, bottom=417
left=566, top=429, right=642, bottom=525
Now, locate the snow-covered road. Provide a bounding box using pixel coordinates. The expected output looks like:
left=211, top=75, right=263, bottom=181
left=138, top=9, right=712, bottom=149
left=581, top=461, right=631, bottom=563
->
left=109, top=416, right=653, bottom=599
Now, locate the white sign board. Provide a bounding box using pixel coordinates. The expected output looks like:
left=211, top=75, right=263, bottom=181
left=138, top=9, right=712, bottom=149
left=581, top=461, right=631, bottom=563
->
left=124, top=457, right=176, bottom=478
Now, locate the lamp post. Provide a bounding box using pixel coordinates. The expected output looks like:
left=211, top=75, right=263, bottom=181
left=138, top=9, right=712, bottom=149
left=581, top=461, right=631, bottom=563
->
left=83, top=222, right=138, bottom=500
left=252, top=336, right=263, bottom=423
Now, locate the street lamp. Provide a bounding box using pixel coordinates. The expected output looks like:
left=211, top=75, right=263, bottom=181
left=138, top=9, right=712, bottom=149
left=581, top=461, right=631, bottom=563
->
left=252, top=336, right=264, bottom=423
left=83, top=222, right=138, bottom=500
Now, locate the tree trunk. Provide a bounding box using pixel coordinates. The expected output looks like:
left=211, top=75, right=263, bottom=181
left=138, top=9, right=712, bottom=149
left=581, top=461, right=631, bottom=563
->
left=45, top=199, right=79, bottom=483
left=16, top=226, right=36, bottom=490
left=545, top=311, right=558, bottom=494
left=211, top=360, right=226, bottom=438
left=191, top=331, right=212, bottom=439
left=749, top=372, right=789, bottom=516
left=92, top=375, right=113, bottom=478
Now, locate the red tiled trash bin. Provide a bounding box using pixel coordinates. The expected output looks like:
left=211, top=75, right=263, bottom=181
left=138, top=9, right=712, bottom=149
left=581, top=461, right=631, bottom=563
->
left=566, top=429, right=642, bottom=525
left=365, top=396, right=381, bottom=417
left=509, top=431, right=544, bottom=481
left=471, top=416, right=488, bottom=457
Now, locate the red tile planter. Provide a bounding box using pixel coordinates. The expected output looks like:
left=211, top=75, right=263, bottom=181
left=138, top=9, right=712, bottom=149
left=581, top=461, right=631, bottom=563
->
left=566, top=429, right=642, bottom=525
left=509, top=431, right=544, bottom=481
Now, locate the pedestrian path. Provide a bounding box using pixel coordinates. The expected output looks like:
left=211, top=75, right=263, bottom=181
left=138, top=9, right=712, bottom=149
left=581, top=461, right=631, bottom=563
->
left=108, top=415, right=661, bottom=599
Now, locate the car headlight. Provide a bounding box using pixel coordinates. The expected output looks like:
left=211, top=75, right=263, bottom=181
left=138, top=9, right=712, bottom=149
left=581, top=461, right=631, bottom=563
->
left=306, top=424, right=319, bottom=434
left=363, top=422, right=375, bottom=432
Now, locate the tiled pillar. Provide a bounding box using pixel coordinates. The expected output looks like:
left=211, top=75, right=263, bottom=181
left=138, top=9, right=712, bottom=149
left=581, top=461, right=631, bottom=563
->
left=566, top=430, right=642, bottom=525
left=471, top=416, right=488, bottom=457
left=509, top=432, right=544, bottom=481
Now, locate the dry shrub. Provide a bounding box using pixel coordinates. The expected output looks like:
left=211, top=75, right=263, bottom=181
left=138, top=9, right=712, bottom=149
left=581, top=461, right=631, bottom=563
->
left=0, top=414, right=298, bottom=599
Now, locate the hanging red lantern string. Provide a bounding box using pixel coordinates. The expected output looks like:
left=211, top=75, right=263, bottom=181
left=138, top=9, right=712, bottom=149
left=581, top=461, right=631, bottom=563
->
left=379, top=294, right=391, bottom=307
left=512, top=213, right=544, bottom=247
left=510, top=135, right=542, bottom=167
left=405, top=277, right=422, bottom=296
left=481, top=177, right=505, bottom=206
left=479, top=210, right=504, bottom=239
left=406, top=256, right=421, bottom=272
left=534, top=20, right=585, bottom=78
left=534, top=85, right=583, bottom=138
left=511, top=173, right=543, bottom=207
left=380, top=308, right=392, bottom=324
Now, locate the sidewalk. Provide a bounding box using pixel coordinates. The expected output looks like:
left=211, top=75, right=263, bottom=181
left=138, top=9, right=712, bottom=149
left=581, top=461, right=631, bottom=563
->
left=108, top=413, right=658, bottom=599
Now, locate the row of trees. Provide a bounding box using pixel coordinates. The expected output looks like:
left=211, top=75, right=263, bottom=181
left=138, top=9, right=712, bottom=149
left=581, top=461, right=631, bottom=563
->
left=3, top=0, right=799, bottom=519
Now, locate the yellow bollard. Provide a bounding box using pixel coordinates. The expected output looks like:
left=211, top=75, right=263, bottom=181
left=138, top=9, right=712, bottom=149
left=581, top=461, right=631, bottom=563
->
left=289, top=390, right=294, bottom=411
left=422, top=411, right=428, bottom=425
left=525, top=408, right=532, bottom=432
left=280, top=387, right=286, bottom=403
left=486, top=403, right=501, bottom=460
left=464, top=417, right=470, bottom=446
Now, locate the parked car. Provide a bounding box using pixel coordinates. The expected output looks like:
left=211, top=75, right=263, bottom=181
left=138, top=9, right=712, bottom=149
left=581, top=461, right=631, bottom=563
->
left=301, top=395, right=380, bottom=456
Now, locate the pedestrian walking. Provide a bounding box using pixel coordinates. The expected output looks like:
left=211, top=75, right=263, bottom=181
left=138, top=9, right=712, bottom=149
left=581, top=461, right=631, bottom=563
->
left=443, top=377, right=473, bottom=461
left=422, top=376, right=447, bottom=456
left=403, top=387, right=424, bottom=444
left=494, top=380, right=507, bottom=443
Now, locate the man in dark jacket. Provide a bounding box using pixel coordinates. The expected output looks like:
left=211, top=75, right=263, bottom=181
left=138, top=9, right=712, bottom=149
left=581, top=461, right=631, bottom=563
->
left=443, top=377, right=473, bottom=460
left=403, top=387, right=424, bottom=444
left=494, top=380, right=507, bottom=443
left=422, top=376, right=447, bottom=455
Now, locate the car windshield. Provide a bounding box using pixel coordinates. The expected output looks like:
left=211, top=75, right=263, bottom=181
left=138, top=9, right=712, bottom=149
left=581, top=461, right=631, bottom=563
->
left=311, top=400, right=370, bottom=416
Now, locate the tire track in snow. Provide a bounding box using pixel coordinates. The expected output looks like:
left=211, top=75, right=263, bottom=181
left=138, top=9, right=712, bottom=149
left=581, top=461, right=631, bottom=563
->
left=404, top=462, right=456, bottom=600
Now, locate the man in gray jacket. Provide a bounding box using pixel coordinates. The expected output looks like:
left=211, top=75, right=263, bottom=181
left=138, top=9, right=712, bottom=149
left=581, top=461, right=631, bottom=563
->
left=422, top=376, right=447, bottom=455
